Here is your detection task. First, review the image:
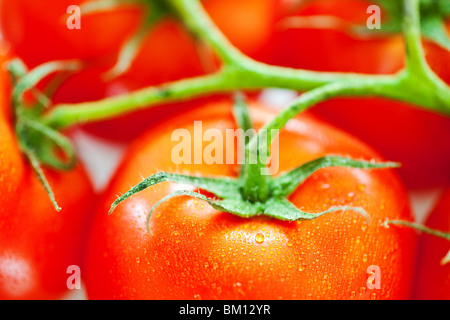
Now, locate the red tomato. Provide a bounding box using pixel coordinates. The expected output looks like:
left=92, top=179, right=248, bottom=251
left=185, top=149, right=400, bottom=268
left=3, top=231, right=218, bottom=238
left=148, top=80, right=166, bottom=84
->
left=265, top=0, right=405, bottom=73
left=263, top=0, right=450, bottom=189
left=413, top=188, right=450, bottom=300
left=84, top=99, right=416, bottom=299
left=203, top=0, right=278, bottom=58
left=0, top=0, right=143, bottom=67
left=0, top=53, right=94, bottom=299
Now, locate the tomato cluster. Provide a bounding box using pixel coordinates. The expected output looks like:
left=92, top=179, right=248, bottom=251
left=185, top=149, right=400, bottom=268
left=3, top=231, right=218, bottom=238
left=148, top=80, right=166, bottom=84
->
left=0, top=0, right=448, bottom=300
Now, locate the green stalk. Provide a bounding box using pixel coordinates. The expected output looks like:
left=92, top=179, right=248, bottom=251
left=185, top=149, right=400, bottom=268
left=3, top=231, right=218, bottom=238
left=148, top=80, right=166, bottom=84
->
left=40, top=0, right=450, bottom=132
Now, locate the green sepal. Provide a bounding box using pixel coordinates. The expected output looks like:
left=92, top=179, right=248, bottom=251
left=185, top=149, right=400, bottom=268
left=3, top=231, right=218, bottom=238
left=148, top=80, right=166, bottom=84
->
left=145, top=190, right=262, bottom=232
left=21, top=146, right=61, bottom=212
left=263, top=197, right=370, bottom=223
left=10, top=59, right=81, bottom=107
left=7, top=58, right=81, bottom=211
left=110, top=155, right=384, bottom=233
left=144, top=189, right=369, bottom=235
left=420, top=14, right=450, bottom=50
left=271, top=156, right=400, bottom=197
left=17, top=117, right=76, bottom=171
left=109, top=171, right=241, bottom=215
left=374, top=0, right=450, bottom=50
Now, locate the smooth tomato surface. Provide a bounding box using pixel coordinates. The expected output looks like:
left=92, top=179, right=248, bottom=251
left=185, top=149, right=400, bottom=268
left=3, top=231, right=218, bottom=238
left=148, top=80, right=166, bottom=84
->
left=84, top=99, right=416, bottom=299
left=0, top=0, right=143, bottom=67
left=413, top=188, right=450, bottom=300
left=264, top=0, right=450, bottom=188
left=202, top=0, right=278, bottom=58
left=0, top=54, right=94, bottom=299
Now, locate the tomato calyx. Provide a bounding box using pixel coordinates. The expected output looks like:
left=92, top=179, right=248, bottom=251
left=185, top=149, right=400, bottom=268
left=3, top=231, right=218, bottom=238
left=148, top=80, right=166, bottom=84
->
left=383, top=219, right=450, bottom=265
left=109, top=95, right=399, bottom=231
left=7, top=58, right=81, bottom=211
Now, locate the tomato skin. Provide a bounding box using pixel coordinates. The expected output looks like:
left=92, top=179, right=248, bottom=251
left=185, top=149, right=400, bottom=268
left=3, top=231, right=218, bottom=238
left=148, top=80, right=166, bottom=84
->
left=413, top=188, right=450, bottom=300
left=84, top=99, right=416, bottom=300
left=203, top=0, right=278, bottom=58
left=0, top=0, right=143, bottom=68
left=310, top=97, right=450, bottom=189
left=264, top=0, right=406, bottom=73
left=265, top=0, right=450, bottom=189
left=0, top=55, right=94, bottom=299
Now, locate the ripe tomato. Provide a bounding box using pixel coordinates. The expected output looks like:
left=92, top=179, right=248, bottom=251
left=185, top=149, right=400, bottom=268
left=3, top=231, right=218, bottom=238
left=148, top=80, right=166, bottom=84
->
left=265, top=0, right=450, bottom=188
left=0, top=53, right=94, bottom=299
left=203, top=0, right=278, bottom=58
left=0, top=0, right=143, bottom=67
left=413, top=188, right=450, bottom=300
left=84, top=99, right=416, bottom=299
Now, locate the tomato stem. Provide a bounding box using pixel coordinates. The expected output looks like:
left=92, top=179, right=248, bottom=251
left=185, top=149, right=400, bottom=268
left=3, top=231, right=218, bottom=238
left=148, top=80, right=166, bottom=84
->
left=384, top=219, right=450, bottom=240
left=39, top=0, right=450, bottom=131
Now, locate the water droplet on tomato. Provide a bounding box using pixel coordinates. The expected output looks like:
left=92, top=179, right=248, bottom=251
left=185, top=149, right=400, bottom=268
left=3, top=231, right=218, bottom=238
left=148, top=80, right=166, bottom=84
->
left=255, top=233, right=265, bottom=244
left=298, top=262, right=306, bottom=272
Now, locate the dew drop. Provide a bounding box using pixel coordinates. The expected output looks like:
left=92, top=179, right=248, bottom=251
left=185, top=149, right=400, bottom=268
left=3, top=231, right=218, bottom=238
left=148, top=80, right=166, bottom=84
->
left=255, top=233, right=265, bottom=244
